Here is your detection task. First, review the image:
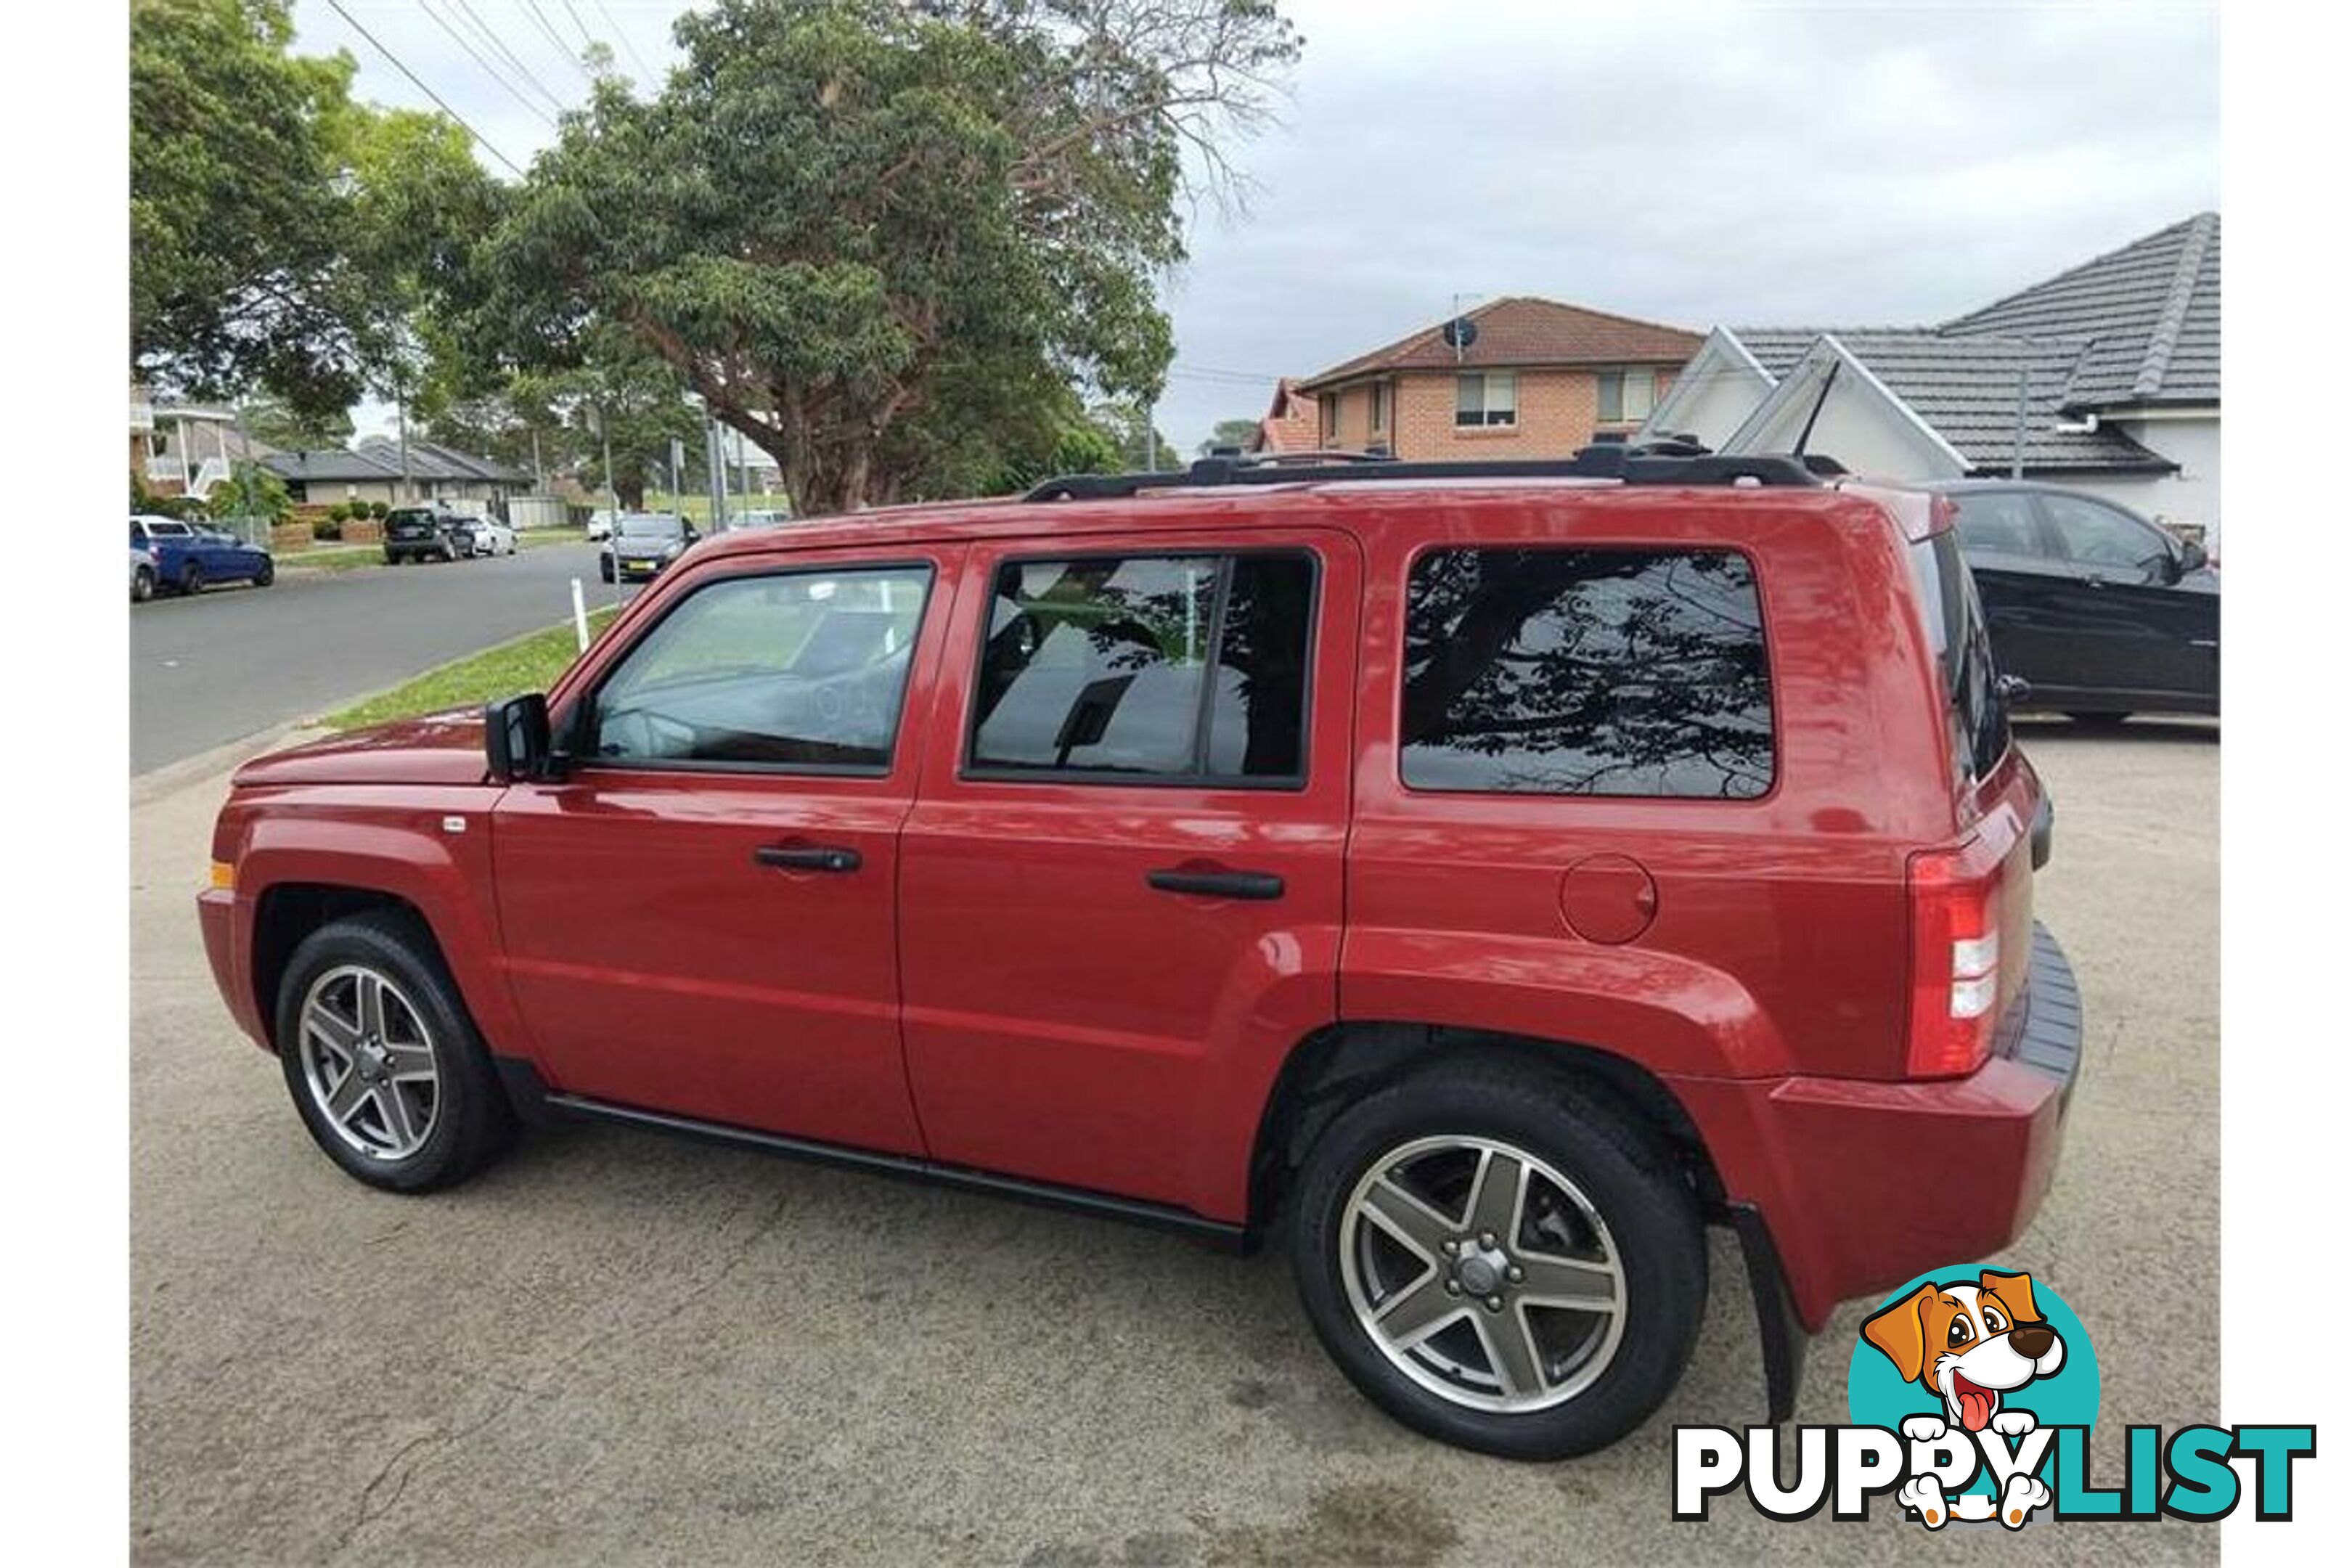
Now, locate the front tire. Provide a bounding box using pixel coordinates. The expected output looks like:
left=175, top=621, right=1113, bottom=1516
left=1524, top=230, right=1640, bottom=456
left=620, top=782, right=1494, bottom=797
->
left=253, top=558, right=274, bottom=587
left=132, top=565, right=154, bottom=602
left=274, top=911, right=516, bottom=1193
left=1287, top=1060, right=1704, bottom=1459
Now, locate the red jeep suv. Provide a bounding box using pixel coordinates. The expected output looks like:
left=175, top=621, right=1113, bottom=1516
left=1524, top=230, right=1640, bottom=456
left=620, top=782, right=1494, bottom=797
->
left=197, top=449, right=2081, bottom=1459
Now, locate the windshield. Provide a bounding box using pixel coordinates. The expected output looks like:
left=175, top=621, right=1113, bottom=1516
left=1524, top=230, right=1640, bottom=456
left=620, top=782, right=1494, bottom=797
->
left=618, top=514, right=685, bottom=540
left=1908, top=530, right=2009, bottom=786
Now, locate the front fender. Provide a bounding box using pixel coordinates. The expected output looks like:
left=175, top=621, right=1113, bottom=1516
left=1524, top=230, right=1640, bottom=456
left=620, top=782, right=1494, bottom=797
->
left=1339, top=929, right=1792, bottom=1079
left=227, top=786, right=531, bottom=1061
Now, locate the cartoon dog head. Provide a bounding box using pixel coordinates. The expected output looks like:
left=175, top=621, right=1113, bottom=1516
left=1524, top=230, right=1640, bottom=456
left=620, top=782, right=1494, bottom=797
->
left=1863, top=1270, right=2065, bottom=1433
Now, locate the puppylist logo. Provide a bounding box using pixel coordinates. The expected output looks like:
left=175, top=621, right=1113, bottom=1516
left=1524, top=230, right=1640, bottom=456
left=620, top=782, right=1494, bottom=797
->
left=1673, top=1267, right=2314, bottom=1530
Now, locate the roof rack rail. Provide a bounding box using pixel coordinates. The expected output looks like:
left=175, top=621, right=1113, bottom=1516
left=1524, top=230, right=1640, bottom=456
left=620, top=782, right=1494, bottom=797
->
left=1020, top=443, right=1828, bottom=502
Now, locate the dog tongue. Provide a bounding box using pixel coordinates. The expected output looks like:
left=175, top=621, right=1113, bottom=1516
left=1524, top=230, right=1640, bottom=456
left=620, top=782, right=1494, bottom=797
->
left=1955, top=1378, right=1993, bottom=1433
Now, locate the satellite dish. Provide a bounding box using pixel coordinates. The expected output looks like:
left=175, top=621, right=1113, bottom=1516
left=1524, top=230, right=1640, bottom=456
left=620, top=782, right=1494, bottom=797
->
left=1442, top=317, right=1479, bottom=351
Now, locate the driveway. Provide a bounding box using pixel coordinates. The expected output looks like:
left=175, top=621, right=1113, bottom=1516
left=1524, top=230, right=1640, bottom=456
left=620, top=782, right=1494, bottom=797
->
left=128, top=719, right=2218, bottom=1565
left=128, top=543, right=620, bottom=774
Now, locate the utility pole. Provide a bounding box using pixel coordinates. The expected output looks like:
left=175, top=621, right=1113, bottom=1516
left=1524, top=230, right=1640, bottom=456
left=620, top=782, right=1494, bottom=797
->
left=1145, top=404, right=1158, bottom=473
left=530, top=426, right=544, bottom=491
left=396, top=391, right=415, bottom=502
left=2011, top=364, right=2029, bottom=480
left=597, top=404, right=616, bottom=515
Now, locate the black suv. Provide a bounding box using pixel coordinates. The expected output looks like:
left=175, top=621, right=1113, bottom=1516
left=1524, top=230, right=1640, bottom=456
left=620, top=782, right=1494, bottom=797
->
left=383, top=505, right=464, bottom=565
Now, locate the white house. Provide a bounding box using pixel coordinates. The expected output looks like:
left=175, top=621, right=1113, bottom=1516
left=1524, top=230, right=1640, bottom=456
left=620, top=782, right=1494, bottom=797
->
left=1641, top=213, right=2221, bottom=544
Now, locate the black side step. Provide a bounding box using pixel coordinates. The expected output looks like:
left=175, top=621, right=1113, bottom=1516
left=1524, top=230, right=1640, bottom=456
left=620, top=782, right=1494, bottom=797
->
left=499, top=1063, right=1249, bottom=1249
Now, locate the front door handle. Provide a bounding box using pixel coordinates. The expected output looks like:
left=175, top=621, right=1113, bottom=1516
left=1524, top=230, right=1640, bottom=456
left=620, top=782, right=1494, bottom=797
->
left=754, top=844, right=862, bottom=873
left=1146, top=867, right=1284, bottom=901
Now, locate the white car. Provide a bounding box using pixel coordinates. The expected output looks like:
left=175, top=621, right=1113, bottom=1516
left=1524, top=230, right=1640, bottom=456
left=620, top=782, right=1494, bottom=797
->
left=586, top=509, right=618, bottom=542
left=458, top=518, right=517, bottom=557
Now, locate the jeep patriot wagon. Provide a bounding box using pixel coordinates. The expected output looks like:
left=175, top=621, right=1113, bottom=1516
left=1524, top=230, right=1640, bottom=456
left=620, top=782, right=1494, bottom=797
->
left=199, top=448, right=2082, bottom=1459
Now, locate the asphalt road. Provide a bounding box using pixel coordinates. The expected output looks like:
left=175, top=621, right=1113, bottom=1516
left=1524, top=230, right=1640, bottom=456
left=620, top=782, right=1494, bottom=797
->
left=128, top=543, right=622, bottom=775
left=128, top=718, right=2218, bottom=1565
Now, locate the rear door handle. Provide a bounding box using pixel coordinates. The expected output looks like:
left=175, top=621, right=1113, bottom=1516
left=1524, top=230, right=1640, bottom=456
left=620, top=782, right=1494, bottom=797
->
left=1146, top=867, right=1284, bottom=901
left=754, top=844, right=862, bottom=873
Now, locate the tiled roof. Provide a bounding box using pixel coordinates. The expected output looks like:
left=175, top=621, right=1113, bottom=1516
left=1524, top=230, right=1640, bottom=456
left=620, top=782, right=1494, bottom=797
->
left=265, top=438, right=533, bottom=487
left=1728, top=328, right=2176, bottom=474
left=1250, top=379, right=1321, bottom=453
left=1940, top=213, right=2219, bottom=408
left=262, top=447, right=404, bottom=484
left=1298, top=295, right=1702, bottom=391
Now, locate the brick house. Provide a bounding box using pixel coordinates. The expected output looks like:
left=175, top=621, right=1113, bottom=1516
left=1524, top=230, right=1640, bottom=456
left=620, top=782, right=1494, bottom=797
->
left=1293, top=296, right=1704, bottom=461
left=1243, top=378, right=1323, bottom=454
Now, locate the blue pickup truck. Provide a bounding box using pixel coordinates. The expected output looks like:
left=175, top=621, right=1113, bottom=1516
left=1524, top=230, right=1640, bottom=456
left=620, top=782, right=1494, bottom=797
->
left=131, top=515, right=274, bottom=595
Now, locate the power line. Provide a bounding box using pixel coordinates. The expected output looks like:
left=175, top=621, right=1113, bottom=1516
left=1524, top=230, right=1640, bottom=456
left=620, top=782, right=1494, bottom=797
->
left=324, top=0, right=526, bottom=178
left=591, top=0, right=659, bottom=83
left=557, top=0, right=597, bottom=55
left=520, top=0, right=599, bottom=87
left=450, top=0, right=571, bottom=115
left=419, top=0, right=557, bottom=129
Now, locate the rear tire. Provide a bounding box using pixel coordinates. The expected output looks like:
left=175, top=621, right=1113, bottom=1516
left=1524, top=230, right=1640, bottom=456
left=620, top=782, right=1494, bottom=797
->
left=253, top=558, right=274, bottom=587
left=274, top=911, right=517, bottom=1193
left=1287, top=1059, right=1704, bottom=1460
left=178, top=563, right=203, bottom=595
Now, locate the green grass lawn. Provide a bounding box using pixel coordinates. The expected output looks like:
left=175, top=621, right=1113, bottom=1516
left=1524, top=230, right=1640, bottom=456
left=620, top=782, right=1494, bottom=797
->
left=276, top=544, right=386, bottom=571
left=326, top=608, right=619, bottom=731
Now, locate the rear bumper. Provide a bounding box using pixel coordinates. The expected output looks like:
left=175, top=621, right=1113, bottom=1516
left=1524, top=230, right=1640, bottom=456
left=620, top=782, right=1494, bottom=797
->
left=1671, top=920, right=2083, bottom=1331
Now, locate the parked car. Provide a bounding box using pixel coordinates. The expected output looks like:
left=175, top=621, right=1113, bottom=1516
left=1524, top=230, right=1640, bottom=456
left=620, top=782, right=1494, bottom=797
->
left=586, top=510, right=618, bottom=542
left=197, top=449, right=2081, bottom=1462
left=1930, top=480, right=2218, bottom=723
left=729, top=507, right=792, bottom=531
left=452, top=516, right=518, bottom=558
left=599, top=512, right=698, bottom=583
left=131, top=546, right=156, bottom=603
left=131, top=514, right=274, bottom=593
left=382, top=505, right=465, bottom=565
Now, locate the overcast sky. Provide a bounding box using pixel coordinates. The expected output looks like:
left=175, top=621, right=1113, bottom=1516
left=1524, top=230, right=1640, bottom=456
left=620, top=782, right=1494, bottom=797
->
left=295, top=0, right=2220, bottom=454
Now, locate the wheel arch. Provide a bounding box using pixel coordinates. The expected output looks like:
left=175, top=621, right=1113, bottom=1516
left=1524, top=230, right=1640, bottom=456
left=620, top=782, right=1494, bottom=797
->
left=1244, top=1021, right=1726, bottom=1237
left=250, top=883, right=438, bottom=1050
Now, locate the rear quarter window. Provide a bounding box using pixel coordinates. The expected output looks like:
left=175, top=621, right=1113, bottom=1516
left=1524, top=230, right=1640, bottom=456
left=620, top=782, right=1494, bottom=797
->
left=1400, top=547, right=1773, bottom=799
left=1908, top=531, right=2009, bottom=785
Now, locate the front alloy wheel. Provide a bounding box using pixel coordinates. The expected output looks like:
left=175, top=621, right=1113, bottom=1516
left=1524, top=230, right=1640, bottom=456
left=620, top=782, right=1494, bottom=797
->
left=295, top=965, right=441, bottom=1161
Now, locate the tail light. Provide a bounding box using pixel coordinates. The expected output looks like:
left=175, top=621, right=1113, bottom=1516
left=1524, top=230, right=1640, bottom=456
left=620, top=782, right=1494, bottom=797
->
left=1906, top=843, right=2004, bottom=1077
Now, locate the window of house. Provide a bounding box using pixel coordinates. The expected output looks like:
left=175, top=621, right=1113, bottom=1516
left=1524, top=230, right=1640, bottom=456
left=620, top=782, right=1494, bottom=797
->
left=588, top=565, right=932, bottom=770
left=1400, top=547, right=1773, bottom=798
left=1368, top=382, right=1388, bottom=434
left=1454, top=371, right=1518, bottom=428
left=970, top=552, right=1316, bottom=783
left=1596, top=369, right=1657, bottom=425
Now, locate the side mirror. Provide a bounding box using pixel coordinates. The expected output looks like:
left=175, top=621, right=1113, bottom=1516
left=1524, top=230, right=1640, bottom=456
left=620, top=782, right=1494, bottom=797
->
left=2176, top=538, right=2208, bottom=574
left=485, top=693, right=551, bottom=781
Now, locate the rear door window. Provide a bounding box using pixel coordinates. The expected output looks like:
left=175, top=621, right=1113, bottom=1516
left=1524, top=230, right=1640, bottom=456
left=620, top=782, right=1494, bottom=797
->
left=968, top=552, right=1316, bottom=784
left=1951, top=491, right=2050, bottom=560
left=1400, top=548, right=1773, bottom=799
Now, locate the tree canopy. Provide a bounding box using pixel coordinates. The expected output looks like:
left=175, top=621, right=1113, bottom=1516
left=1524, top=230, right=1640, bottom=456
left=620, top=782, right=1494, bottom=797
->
left=480, top=0, right=1299, bottom=515
left=131, top=0, right=506, bottom=420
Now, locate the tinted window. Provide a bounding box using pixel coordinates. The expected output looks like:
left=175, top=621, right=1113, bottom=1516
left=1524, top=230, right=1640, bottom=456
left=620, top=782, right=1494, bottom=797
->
left=971, top=553, right=1315, bottom=782
left=589, top=566, right=931, bottom=769
left=1951, top=491, right=2046, bottom=558
left=1908, top=532, right=2009, bottom=785
left=1400, top=549, right=1772, bottom=798
left=2040, top=494, right=2165, bottom=574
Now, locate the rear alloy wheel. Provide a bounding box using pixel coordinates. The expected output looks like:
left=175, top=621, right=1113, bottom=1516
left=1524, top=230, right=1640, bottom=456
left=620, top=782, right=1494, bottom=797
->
left=276, top=912, right=515, bottom=1192
left=132, top=565, right=155, bottom=602
left=1289, top=1063, right=1704, bottom=1459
